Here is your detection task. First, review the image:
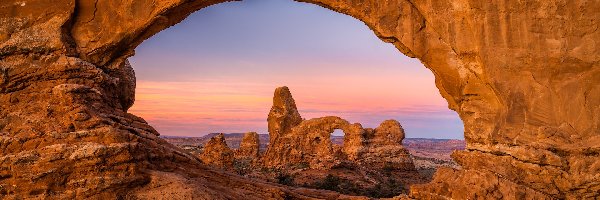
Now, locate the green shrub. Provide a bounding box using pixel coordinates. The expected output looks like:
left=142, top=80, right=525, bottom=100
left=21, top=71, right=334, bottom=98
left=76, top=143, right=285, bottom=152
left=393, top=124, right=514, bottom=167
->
left=307, top=174, right=407, bottom=197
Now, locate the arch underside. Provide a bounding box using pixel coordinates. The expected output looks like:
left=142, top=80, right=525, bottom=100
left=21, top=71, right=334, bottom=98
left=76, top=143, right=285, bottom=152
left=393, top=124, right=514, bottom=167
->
left=0, top=0, right=598, bottom=199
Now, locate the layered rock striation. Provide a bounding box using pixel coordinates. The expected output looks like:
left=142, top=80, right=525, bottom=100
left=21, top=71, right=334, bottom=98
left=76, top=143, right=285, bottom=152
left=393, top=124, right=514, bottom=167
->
left=1, top=0, right=598, bottom=199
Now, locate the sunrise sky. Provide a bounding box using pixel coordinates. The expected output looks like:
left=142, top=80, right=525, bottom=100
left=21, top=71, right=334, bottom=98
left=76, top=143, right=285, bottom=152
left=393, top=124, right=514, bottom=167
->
left=128, top=0, right=464, bottom=139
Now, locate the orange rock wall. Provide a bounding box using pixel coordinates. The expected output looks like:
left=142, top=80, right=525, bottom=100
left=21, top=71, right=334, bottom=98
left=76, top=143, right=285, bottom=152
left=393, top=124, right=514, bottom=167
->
left=1, top=0, right=598, bottom=199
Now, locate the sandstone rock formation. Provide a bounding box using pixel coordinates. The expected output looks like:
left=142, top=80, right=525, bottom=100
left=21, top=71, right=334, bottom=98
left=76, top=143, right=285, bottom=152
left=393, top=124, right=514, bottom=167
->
left=235, top=132, right=261, bottom=160
left=262, top=87, right=415, bottom=171
left=266, top=86, right=303, bottom=149
left=192, top=87, right=421, bottom=198
left=199, top=133, right=234, bottom=168
left=359, top=120, right=414, bottom=170
left=264, top=116, right=359, bottom=169
left=1, top=0, right=598, bottom=199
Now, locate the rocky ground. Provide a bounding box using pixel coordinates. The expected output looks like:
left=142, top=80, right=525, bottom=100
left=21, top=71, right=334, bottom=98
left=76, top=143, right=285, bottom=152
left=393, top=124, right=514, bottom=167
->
left=403, top=139, right=464, bottom=179
left=166, top=136, right=461, bottom=167
left=164, top=135, right=465, bottom=182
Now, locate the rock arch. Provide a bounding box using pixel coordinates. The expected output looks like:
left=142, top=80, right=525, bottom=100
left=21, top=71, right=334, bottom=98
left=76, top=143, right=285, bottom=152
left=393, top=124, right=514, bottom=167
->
left=0, top=0, right=598, bottom=199
left=264, top=115, right=363, bottom=169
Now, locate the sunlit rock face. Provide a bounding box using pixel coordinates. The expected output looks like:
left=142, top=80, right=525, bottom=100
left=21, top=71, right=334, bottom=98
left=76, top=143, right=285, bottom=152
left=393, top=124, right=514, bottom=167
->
left=262, top=87, right=415, bottom=171
left=359, top=120, right=414, bottom=170
left=199, top=133, right=234, bottom=169
left=235, top=132, right=261, bottom=160
left=198, top=87, right=420, bottom=198
left=0, top=0, right=598, bottom=199
left=265, top=86, right=303, bottom=155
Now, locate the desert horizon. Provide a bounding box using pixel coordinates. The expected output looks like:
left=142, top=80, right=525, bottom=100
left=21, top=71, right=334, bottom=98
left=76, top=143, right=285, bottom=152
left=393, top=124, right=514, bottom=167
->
left=127, top=0, right=464, bottom=140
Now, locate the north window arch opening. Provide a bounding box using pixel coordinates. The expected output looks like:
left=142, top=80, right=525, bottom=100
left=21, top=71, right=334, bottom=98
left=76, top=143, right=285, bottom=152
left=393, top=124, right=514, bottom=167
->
left=128, top=0, right=465, bottom=197
left=331, top=128, right=345, bottom=147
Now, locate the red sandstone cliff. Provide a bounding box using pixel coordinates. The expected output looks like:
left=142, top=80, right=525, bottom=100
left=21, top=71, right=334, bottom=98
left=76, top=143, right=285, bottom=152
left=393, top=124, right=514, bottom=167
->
left=0, top=0, right=598, bottom=199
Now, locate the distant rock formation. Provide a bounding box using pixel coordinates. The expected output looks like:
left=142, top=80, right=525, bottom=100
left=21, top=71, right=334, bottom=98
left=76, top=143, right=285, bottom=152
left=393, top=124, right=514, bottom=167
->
left=359, top=120, right=413, bottom=170
left=266, top=86, right=303, bottom=149
left=264, top=116, right=358, bottom=169
left=195, top=87, right=422, bottom=197
left=198, top=86, right=417, bottom=171
left=199, top=133, right=234, bottom=168
left=262, top=87, right=415, bottom=171
left=235, top=132, right=260, bottom=160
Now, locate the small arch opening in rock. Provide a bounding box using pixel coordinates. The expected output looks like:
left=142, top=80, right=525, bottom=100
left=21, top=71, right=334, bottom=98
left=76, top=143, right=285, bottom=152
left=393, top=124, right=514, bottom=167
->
left=331, top=129, right=345, bottom=147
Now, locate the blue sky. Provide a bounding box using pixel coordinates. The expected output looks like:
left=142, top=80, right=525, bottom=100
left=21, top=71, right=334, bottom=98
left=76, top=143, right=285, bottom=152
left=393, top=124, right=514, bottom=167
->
left=129, top=0, right=465, bottom=139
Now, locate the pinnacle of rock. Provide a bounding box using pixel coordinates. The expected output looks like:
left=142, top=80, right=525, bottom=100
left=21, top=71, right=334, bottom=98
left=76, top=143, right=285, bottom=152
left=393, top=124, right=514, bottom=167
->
left=235, top=132, right=260, bottom=159
left=267, top=86, right=303, bottom=146
left=199, top=133, right=234, bottom=168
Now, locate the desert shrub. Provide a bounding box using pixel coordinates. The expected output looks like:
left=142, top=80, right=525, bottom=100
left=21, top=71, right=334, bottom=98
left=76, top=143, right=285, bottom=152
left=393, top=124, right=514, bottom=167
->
left=276, top=173, right=295, bottom=186
left=308, top=174, right=405, bottom=198
left=314, top=174, right=341, bottom=191
left=311, top=174, right=362, bottom=195
left=365, top=178, right=406, bottom=198
left=233, top=159, right=252, bottom=176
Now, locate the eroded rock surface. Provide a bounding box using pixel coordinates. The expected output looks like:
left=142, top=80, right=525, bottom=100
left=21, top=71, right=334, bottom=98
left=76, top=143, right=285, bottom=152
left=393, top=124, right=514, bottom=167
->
left=1, top=0, right=598, bottom=199
left=262, top=87, right=415, bottom=171
left=199, top=133, right=234, bottom=169
left=359, top=120, right=413, bottom=170
left=264, top=116, right=359, bottom=169
left=266, top=86, right=303, bottom=149
left=235, top=132, right=261, bottom=160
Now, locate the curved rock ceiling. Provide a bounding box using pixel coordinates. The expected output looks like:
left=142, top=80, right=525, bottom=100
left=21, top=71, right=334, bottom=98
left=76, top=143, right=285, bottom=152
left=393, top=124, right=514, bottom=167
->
left=0, top=0, right=598, bottom=199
